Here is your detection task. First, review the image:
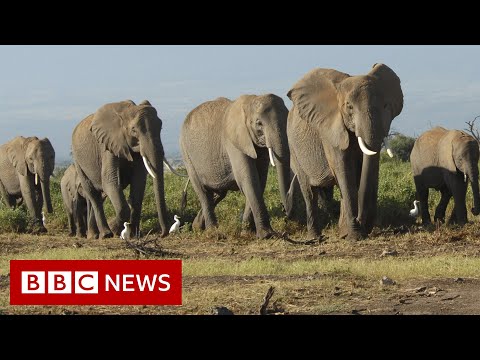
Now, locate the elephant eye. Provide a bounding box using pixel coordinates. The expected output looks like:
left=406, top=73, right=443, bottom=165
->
left=255, top=119, right=263, bottom=127
left=131, top=127, right=138, bottom=136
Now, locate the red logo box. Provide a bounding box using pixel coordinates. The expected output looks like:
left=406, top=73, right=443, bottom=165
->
left=10, top=260, right=182, bottom=305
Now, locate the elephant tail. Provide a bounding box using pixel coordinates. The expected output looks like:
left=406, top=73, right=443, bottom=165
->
left=180, top=177, right=190, bottom=214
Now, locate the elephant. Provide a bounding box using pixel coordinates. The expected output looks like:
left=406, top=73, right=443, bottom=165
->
left=0, top=136, right=55, bottom=231
left=72, top=100, right=183, bottom=239
left=179, top=94, right=290, bottom=239
left=286, top=63, right=403, bottom=241
left=410, top=126, right=480, bottom=226
left=61, top=164, right=92, bottom=238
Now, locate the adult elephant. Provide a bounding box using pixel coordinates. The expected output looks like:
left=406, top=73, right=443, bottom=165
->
left=410, top=127, right=480, bottom=225
left=0, top=136, right=55, bottom=232
left=180, top=94, right=290, bottom=239
left=287, top=63, right=403, bottom=241
left=72, top=100, right=183, bottom=239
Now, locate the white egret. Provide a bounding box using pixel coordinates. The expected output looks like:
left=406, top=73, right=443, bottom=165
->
left=120, top=222, right=131, bottom=241
left=42, top=211, right=46, bottom=227
left=169, top=215, right=181, bottom=234
left=409, top=200, right=420, bottom=217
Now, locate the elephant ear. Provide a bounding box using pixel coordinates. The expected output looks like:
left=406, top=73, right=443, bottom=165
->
left=224, top=96, right=257, bottom=159
left=6, top=136, right=28, bottom=176
left=90, top=100, right=135, bottom=161
left=369, top=63, right=404, bottom=118
left=139, top=100, right=152, bottom=106
left=287, top=68, right=351, bottom=150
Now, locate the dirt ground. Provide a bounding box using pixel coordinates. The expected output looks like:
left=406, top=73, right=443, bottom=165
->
left=1, top=223, right=480, bottom=315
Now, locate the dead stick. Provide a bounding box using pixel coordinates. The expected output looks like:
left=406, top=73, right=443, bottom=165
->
left=260, top=286, right=275, bottom=315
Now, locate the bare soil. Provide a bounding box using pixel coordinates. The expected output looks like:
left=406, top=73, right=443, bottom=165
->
left=1, top=223, right=480, bottom=315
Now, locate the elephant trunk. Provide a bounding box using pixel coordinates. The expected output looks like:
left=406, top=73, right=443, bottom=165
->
left=466, top=164, right=480, bottom=216
left=41, top=177, right=53, bottom=213
left=37, top=168, right=53, bottom=213
left=357, top=152, right=380, bottom=234
left=142, top=139, right=168, bottom=237
left=266, top=132, right=290, bottom=214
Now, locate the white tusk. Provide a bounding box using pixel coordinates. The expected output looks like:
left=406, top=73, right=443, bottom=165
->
left=268, top=147, right=276, bottom=167
left=163, top=157, right=188, bottom=177
left=35, top=173, right=38, bottom=185
left=142, top=156, right=156, bottom=179
left=384, top=137, right=394, bottom=158
left=465, top=173, right=467, bottom=183
left=357, top=137, right=377, bottom=156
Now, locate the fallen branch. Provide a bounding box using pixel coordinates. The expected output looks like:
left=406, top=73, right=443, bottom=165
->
left=122, top=230, right=167, bottom=258
left=260, top=286, right=275, bottom=315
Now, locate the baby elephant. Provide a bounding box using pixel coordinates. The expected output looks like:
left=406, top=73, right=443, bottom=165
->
left=410, top=126, right=480, bottom=225
left=61, top=164, right=89, bottom=237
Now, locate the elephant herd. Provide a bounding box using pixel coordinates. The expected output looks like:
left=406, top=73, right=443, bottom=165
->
left=1, top=63, right=479, bottom=241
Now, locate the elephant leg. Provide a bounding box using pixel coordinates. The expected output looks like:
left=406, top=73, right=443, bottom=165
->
left=18, top=174, right=46, bottom=232
left=0, top=180, right=16, bottom=208
left=194, top=191, right=227, bottom=231
left=230, top=155, right=273, bottom=239
left=336, top=158, right=362, bottom=241
left=101, top=155, right=130, bottom=236
left=76, top=164, right=111, bottom=239
left=434, top=186, right=451, bottom=223
left=242, top=155, right=270, bottom=233
left=296, top=171, right=322, bottom=240
left=75, top=197, right=87, bottom=238
left=67, top=208, right=76, bottom=237
left=414, top=176, right=431, bottom=225
left=449, top=177, right=468, bottom=225
left=128, top=159, right=148, bottom=237
left=86, top=198, right=99, bottom=239
left=188, top=172, right=218, bottom=230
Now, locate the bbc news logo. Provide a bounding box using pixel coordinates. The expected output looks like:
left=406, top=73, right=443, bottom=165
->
left=10, top=260, right=182, bottom=305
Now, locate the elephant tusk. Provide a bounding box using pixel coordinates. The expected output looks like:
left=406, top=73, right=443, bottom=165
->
left=357, top=137, right=377, bottom=156
left=163, top=157, right=189, bottom=177
left=268, top=147, right=276, bottom=167
left=384, top=137, right=394, bottom=158
left=465, top=173, right=467, bottom=183
left=35, top=173, right=38, bottom=185
left=142, top=156, right=156, bottom=179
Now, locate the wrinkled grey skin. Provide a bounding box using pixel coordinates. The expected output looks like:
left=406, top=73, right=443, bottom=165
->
left=180, top=94, right=290, bottom=239
left=72, top=100, right=169, bottom=239
left=410, top=126, right=480, bottom=225
left=287, top=63, right=403, bottom=241
left=0, top=136, right=55, bottom=231
left=61, top=164, right=93, bottom=238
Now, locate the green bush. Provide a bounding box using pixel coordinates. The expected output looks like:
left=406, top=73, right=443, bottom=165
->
left=388, top=134, right=416, bottom=162
left=0, top=208, right=29, bottom=233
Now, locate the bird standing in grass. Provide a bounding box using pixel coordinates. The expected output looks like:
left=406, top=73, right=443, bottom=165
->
left=120, top=222, right=131, bottom=241
left=169, top=215, right=181, bottom=234
left=42, top=211, right=46, bottom=227
left=409, top=200, right=420, bottom=217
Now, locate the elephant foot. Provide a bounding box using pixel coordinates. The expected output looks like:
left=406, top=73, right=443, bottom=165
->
left=256, top=228, right=274, bottom=239
left=76, top=232, right=87, bottom=238
left=87, top=232, right=99, bottom=240
left=32, top=225, right=47, bottom=234
left=109, top=221, right=124, bottom=236
left=345, top=232, right=366, bottom=242
left=159, top=230, right=169, bottom=238
left=99, top=230, right=113, bottom=239
left=307, top=229, right=324, bottom=242
left=68, top=231, right=76, bottom=237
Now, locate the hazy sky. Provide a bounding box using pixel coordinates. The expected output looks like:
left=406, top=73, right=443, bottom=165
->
left=0, top=45, right=478, bottom=162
